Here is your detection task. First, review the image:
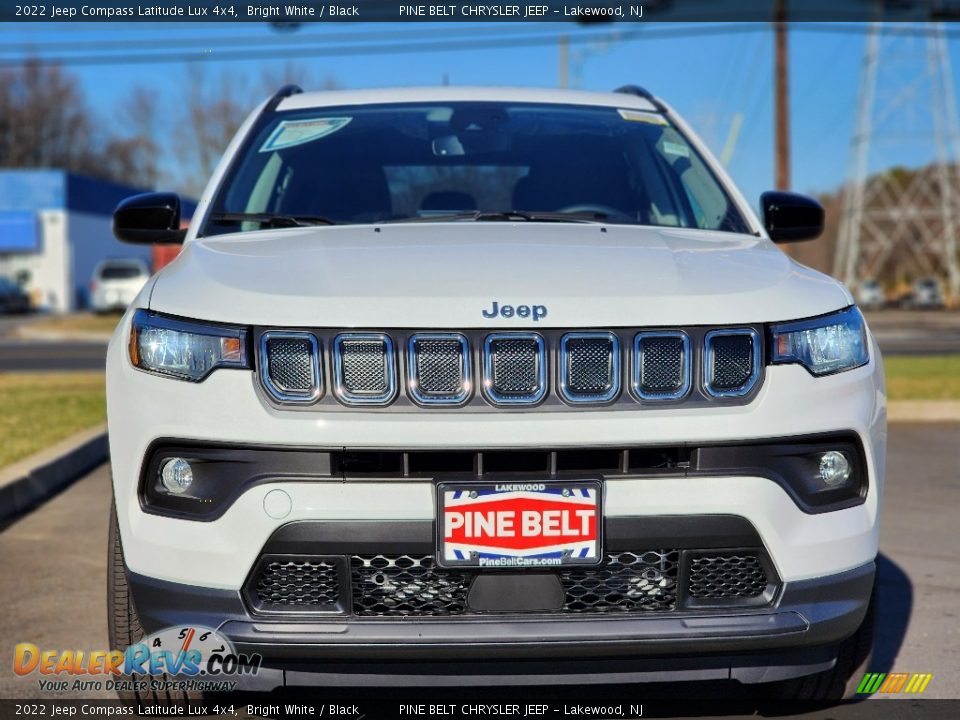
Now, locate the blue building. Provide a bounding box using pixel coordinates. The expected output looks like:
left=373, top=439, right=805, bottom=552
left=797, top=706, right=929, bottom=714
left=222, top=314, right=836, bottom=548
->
left=0, top=170, right=193, bottom=312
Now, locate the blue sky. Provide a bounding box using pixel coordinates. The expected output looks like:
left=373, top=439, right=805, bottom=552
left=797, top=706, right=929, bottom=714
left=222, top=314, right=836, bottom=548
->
left=8, top=22, right=960, bottom=204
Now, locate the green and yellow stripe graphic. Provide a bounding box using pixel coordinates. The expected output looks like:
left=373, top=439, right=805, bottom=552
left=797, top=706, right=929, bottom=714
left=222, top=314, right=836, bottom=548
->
left=856, top=672, right=932, bottom=694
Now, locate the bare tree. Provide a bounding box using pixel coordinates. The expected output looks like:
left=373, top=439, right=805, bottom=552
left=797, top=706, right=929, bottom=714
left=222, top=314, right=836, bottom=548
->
left=0, top=60, right=99, bottom=173
left=171, top=65, right=255, bottom=197
left=260, top=61, right=338, bottom=94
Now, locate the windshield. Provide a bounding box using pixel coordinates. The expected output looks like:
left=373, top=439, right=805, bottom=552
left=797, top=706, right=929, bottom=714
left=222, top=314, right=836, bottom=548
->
left=203, top=102, right=750, bottom=236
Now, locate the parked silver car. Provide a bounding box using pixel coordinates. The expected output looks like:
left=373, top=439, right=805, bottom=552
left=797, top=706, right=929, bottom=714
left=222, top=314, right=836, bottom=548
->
left=902, top=277, right=945, bottom=310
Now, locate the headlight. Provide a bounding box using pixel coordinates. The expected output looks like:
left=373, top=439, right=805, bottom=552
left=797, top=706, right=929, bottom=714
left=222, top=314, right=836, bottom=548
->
left=770, top=306, right=869, bottom=376
left=129, top=309, right=249, bottom=382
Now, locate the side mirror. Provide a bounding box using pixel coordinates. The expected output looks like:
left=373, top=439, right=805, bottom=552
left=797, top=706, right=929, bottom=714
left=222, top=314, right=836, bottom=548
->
left=760, top=191, right=824, bottom=243
left=113, top=193, right=186, bottom=245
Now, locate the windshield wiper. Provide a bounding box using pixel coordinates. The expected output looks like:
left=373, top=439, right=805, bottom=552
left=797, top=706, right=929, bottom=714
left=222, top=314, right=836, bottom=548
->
left=210, top=212, right=336, bottom=228
left=379, top=210, right=609, bottom=225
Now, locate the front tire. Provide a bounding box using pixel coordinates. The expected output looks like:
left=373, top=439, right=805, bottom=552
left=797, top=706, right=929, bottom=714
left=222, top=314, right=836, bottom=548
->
left=762, top=578, right=877, bottom=701
left=108, top=501, right=203, bottom=704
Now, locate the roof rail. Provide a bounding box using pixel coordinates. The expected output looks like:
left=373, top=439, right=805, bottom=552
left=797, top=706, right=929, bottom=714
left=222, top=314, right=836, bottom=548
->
left=613, top=85, right=666, bottom=113
left=264, top=84, right=303, bottom=113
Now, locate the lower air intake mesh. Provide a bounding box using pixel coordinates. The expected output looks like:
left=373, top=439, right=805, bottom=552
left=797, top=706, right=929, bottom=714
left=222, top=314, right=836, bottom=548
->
left=687, top=553, right=768, bottom=599
left=251, top=557, right=341, bottom=611
left=351, top=554, right=471, bottom=616
left=559, top=550, right=679, bottom=612
left=350, top=552, right=680, bottom=617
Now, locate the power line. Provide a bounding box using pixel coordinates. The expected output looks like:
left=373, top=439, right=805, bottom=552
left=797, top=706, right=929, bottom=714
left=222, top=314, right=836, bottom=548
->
left=0, top=23, right=768, bottom=68
left=0, top=25, right=558, bottom=53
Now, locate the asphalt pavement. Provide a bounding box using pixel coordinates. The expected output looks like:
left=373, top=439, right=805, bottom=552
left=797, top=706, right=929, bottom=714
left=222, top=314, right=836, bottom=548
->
left=0, top=315, right=107, bottom=371
left=864, top=310, right=960, bottom=355
left=0, top=340, right=107, bottom=371
left=0, top=422, right=957, bottom=715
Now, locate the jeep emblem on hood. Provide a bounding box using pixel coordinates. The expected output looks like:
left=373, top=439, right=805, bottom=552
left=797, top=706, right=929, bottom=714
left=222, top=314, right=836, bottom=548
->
left=482, top=301, right=548, bottom=322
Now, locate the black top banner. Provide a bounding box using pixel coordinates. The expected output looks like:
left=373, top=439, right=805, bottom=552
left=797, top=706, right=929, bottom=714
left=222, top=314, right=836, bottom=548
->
left=4, top=0, right=960, bottom=23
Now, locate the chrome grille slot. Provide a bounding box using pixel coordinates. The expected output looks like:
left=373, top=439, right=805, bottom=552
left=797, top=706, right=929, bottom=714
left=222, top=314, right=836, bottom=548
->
left=408, top=333, right=471, bottom=405
left=560, top=332, right=620, bottom=403
left=634, top=332, right=690, bottom=400
left=704, top=329, right=760, bottom=398
left=260, top=332, right=321, bottom=403
left=483, top=333, right=546, bottom=405
left=334, top=333, right=397, bottom=405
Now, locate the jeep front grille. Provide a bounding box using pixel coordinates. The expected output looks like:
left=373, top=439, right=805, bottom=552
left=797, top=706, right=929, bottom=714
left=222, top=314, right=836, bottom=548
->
left=256, top=326, right=764, bottom=409
left=634, top=332, right=690, bottom=400
left=559, top=332, right=620, bottom=403
left=408, top=333, right=471, bottom=405
left=483, top=333, right=546, bottom=405
left=704, top=329, right=760, bottom=397
left=260, top=332, right=321, bottom=403
left=333, top=333, right=397, bottom=405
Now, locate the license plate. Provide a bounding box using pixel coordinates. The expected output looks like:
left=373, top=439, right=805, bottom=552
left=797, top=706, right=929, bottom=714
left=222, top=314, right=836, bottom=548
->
left=437, top=481, right=601, bottom=569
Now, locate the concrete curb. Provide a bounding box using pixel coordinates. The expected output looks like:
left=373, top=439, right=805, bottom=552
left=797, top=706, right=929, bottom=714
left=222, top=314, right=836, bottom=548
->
left=0, top=424, right=108, bottom=526
left=888, top=401, right=960, bottom=422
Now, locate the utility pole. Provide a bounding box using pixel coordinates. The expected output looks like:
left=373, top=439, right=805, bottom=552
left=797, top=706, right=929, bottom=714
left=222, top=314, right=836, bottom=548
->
left=774, top=0, right=790, bottom=190
left=559, top=35, right=569, bottom=89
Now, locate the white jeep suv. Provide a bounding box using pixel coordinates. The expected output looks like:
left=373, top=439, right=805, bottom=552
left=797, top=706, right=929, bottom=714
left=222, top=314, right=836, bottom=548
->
left=106, top=85, right=884, bottom=700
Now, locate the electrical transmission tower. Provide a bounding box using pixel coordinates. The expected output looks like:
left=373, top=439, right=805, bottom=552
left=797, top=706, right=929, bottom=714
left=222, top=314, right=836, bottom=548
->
left=834, top=23, right=960, bottom=301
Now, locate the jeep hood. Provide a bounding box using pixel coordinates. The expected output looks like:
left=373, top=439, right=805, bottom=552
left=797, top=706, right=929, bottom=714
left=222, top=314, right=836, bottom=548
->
left=149, top=224, right=852, bottom=327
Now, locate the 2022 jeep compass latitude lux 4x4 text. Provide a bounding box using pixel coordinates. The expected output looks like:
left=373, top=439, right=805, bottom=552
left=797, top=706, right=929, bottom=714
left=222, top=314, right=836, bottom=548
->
left=106, top=85, right=884, bottom=700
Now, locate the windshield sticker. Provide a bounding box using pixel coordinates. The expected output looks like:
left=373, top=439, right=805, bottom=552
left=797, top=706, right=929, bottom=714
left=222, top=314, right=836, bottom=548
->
left=662, top=141, right=691, bottom=158
left=259, top=117, right=352, bottom=152
left=618, top=108, right=667, bottom=125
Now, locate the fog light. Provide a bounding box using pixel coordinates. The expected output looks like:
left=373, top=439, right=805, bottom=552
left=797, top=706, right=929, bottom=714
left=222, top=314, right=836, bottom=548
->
left=160, top=458, right=193, bottom=494
left=819, top=451, right=851, bottom=487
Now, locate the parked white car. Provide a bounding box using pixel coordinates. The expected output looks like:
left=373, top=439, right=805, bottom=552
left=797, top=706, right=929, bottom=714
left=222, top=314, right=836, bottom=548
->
left=90, top=258, right=150, bottom=313
left=105, top=86, right=885, bottom=702
left=856, top=279, right=886, bottom=311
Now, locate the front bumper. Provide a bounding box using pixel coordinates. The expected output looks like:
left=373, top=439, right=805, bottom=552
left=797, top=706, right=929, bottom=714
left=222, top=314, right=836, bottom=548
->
left=127, top=559, right=875, bottom=687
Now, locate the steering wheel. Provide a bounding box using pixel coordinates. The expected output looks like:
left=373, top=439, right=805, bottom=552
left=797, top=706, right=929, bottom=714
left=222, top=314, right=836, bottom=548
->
left=556, top=204, right=632, bottom=221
